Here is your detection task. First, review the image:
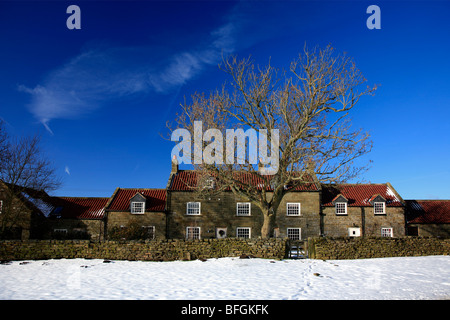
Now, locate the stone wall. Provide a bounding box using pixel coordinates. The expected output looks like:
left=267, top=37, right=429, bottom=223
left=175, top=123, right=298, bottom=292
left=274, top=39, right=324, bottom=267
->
left=308, top=236, right=450, bottom=260
left=0, top=238, right=288, bottom=261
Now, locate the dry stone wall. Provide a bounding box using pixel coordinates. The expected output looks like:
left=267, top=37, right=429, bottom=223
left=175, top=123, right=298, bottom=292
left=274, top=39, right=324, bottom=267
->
left=308, top=236, right=450, bottom=260
left=0, top=238, right=288, bottom=262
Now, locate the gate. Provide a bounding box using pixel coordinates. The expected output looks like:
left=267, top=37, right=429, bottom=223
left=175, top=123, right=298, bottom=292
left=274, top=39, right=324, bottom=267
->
left=287, top=240, right=307, bottom=259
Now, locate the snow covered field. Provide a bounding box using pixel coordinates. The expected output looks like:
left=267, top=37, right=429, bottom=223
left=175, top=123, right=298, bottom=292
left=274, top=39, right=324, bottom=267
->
left=0, top=255, right=449, bottom=300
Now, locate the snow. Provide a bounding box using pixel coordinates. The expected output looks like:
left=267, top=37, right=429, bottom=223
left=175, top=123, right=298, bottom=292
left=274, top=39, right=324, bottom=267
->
left=0, top=256, right=449, bottom=300
left=386, top=186, right=402, bottom=204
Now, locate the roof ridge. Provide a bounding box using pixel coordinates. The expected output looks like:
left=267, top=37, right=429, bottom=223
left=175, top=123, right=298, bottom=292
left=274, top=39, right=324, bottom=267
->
left=406, top=199, right=450, bottom=202
left=57, top=196, right=109, bottom=199
left=115, top=187, right=166, bottom=190
left=322, top=183, right=388, bottom=186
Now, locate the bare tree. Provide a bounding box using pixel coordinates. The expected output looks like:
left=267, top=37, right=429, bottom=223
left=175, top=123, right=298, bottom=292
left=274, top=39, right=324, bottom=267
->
left=0, top=121, right=8, bottom=169
left=0, top=122, right=61, bottom=237
left=168, top=45, right=376, bottom=238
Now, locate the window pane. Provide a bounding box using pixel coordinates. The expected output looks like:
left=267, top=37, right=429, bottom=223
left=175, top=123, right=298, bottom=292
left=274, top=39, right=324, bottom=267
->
left=237, top=203, right=250, bottom=216
left=374, top=202, right=385, bottom=214
left=287, top=228, right=301, bottom=240
left=187, top=202, right=200, bottom=215
left=131, top=202, right=144, bottom=214
left=381, top=228, right=393, bottom=237
left=236, top=227, right=250, bottom=238
left=187, top=227, right=200, bottom=240
left=336, top=203, right=346, bottom=214
left=287, top=203, right=300, bottom=216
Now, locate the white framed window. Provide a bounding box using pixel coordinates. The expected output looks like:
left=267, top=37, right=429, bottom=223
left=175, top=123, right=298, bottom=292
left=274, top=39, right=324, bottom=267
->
left=374, top=202, right=386, bottom=214
left=286, top=203, right=301, bottom=216
left=131, top=201, right=145, bottom=214
left=335, top=202, right=347, bottom=215
left=287, top=228, right=301, bottom=240
left=236, top=203, right=251, bottom=216
left=186, top=202, right=201, bottom=215
left=236, top=227, right=251, bottom=239
left=186, top=226, right=201, bottom=240
left=381, top=228, right=393, bottom=237
left=348, top=227, right=361, bottom=237
left=142, top=226, right=155, bottom=239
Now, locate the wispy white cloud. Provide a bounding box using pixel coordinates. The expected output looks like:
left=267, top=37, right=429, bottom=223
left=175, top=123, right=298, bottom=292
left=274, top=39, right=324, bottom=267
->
left=65, top=166, right=70, bottom=175
left=18, top=5, right=243, bottom=133
left=20, top=18, right=237, bottom=133
left=149, top=21, right=236, bottom=93
left=19, top=49, right=150, bottom=134
left=19, top=1, right=313, bottom=134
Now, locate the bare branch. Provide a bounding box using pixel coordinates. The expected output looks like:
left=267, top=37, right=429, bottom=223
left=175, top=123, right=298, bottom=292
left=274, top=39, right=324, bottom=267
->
left=167, top=44, right=376, bottom=238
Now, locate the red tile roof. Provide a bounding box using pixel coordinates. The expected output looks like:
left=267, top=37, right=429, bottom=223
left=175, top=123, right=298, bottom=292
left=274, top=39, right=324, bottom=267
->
left=106, top=188, right=166, bottom=212
left=406, top=200, right=450, bottom=224
left=50, top=197, right=109, bottom=219
left=322, top=184, right=403, bottom=207
left=168, top=170, right=319, bottom=192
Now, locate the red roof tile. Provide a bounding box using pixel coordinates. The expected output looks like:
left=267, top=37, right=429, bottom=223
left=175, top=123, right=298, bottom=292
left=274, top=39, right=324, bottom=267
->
left=50, top=197, right=109, bottom=219
left=107, top=188, right=166, bottom=212
left=168, top=170, right=319, bottom=192
left=322, top=184, right=403, bottom=207
left=406, top=200, right=450, bottom=224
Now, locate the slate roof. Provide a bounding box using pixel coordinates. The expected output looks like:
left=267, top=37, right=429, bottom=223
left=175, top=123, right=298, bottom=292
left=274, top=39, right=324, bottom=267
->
left=1, top=181, right=109, bottom=220
left=19, top=188, right=55, bottom=217
left=49, top=197, right=109, bottom=220
left=106, top=188, right=166, bottom=212
left=322, top=184, right=403, bottom=207
left=406, top=200, right=450, bottom=224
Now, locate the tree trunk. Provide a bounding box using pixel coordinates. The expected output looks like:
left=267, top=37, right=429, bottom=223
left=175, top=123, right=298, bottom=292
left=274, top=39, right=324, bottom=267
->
left=261, top=209, right=276, bottom=239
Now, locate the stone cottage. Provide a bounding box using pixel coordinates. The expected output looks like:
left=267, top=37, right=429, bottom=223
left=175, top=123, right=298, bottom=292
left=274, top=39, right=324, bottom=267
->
left=2, top=164, right=449, bottom=240
left=104, top=188, right=167, bottom=240
left=46, top=196, right=109, bottom=241
left=0, top=181, right=50, bottom=240
left=405, top=200, right=450, bottom=238
left=321, top=183, right=406, bottom=237
left=165, top=160, right=322, bottom=241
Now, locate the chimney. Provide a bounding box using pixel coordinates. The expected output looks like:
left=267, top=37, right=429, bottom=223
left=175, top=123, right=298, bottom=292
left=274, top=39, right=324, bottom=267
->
left=171, top=155, right=179, bottom=174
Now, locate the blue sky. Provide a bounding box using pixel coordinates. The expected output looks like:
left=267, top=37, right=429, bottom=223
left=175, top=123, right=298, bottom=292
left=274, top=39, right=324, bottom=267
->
left=0, top=0, right=449, bottom=200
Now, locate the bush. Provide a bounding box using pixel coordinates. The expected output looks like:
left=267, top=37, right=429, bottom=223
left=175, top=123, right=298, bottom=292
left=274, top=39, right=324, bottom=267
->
left=108, top=221, right=154, bottom=240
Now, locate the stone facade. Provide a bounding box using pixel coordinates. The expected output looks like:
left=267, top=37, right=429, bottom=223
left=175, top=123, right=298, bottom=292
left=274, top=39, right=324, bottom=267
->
left=47, top=218, right=105, bottom=241
left=321, top=206, right=406, bottom=238
left=407, top=224, right=450, bottom=238
left=405, top=200, right=450, bottom=238
left=166, top=190, right=321, bottom=240
left=106, top=211, right=167, bottom=240
left=320, top=183, right=407, bottom=238
left=0, top=181, right=46, bottom=240
left=2, top=166, right=449, bottom=241
left=104, top=188, right=167, bottom=240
